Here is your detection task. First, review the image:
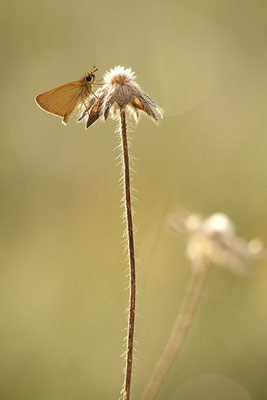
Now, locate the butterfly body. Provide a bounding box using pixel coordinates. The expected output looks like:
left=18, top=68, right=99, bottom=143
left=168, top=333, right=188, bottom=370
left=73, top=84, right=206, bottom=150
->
left=35, top=67, right=98, bottom=125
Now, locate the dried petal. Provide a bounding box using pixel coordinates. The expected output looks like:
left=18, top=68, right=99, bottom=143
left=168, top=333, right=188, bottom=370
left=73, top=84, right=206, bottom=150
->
left=132, top=94, right=159, bottom=124
left=86, top=99, right=102, bottom=128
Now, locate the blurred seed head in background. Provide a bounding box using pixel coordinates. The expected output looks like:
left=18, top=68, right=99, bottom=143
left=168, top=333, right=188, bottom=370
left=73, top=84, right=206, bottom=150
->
left=169, top=212, right=263, bottom=274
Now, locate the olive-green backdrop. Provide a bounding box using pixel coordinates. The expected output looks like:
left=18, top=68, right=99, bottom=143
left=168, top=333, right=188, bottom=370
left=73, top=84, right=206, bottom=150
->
left=1, top=0, right=267, bottom=399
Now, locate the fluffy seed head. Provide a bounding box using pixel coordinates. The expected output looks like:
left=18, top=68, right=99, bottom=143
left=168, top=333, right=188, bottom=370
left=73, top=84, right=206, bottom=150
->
left=78, top=66, right=162, bottom=128
left=104, top=66, right=136, bottom=86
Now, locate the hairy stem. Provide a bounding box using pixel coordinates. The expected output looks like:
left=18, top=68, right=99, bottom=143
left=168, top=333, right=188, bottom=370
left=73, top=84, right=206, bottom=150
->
left=120, top=108, right=136, bottom=400
left=142, top=259, right=211, bottom=400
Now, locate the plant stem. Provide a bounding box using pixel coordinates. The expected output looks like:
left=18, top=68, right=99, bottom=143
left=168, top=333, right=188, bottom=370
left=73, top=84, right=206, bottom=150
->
left=142, top=258, right=211, bottom=400
left=120, top=108, right=136, bottom=400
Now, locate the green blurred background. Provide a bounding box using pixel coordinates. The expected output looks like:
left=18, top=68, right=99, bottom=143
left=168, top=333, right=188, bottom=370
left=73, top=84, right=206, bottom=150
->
left=1, top=0, right=267, bottom=399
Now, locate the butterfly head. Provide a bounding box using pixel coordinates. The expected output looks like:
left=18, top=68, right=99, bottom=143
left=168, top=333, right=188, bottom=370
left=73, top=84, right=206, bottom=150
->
left=84, top=66, right=98, bottom=84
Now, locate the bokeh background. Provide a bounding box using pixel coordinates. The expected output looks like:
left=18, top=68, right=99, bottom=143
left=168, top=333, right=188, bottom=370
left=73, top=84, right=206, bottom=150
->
left=1, top=0, right=267, bottom=399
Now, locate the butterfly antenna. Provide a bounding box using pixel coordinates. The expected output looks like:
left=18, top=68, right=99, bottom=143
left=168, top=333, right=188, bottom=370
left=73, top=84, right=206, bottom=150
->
left=91, top=66, right=98, bottom=74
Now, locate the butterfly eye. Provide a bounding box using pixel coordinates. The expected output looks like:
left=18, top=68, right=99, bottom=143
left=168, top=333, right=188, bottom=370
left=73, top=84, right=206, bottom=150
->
left=86, top=75, right=92, bottom=82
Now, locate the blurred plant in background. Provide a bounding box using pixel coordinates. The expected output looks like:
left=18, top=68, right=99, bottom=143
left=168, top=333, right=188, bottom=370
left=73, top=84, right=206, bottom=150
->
left=142, top=212, right=262, bottom=400
left=170, top=212, right=262, bottom=274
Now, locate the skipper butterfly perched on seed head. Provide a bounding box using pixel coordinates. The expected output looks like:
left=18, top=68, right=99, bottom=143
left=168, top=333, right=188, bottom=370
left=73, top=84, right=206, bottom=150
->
left=35, top=66, right=99, bottom=125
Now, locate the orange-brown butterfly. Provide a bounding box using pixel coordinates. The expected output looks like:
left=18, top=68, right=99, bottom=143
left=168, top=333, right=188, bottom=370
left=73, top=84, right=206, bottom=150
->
left=35, top=66, right=99, bottom=125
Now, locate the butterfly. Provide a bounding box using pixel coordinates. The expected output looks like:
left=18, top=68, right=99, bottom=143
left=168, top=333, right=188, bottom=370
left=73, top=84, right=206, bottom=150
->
left=35, top=66, right=99, bottom=125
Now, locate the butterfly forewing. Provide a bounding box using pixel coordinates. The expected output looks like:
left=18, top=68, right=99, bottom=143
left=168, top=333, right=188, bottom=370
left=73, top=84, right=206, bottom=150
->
left=35, top=81, right=85, bottom=124
left=35, top=67, right=97, bottom=125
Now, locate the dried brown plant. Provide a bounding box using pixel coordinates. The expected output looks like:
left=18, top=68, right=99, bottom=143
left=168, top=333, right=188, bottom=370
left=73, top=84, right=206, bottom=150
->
left=80, top=66, right=162, bottom=400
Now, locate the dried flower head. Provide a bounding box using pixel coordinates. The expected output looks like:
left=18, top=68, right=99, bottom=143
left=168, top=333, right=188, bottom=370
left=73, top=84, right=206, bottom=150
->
left=169, top=212, right=262, bottom=274
left=78, top=66, right=162, bottom=128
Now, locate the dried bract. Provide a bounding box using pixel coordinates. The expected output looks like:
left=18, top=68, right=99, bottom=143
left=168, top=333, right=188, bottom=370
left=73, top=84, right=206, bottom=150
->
left=78, top=66, right=162, bottom=128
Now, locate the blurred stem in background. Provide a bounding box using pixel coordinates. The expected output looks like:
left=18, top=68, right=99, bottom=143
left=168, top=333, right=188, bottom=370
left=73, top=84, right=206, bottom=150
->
left=142, top=212, right=262, bottom=400
left=142, top=256, right=211, bottom=400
